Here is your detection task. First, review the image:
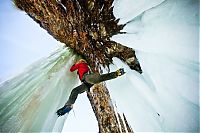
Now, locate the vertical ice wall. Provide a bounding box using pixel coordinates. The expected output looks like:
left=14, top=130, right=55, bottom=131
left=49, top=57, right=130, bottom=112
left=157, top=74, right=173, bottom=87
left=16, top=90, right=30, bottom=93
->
left=0, top=0, right=199, bottom=132
left=0, top=47, right=79, bottom=132
left=108, top=0, right=199, bottom=132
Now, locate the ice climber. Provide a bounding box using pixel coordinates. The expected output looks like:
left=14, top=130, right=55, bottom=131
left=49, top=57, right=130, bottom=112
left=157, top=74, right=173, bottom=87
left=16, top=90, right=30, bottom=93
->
left=56, top=59, right=125, bottom=116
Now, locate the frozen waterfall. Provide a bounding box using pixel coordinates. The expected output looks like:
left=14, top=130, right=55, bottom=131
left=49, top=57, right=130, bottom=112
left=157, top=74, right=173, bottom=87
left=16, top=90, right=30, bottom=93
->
left=0, top=0, right=199, bottom=132
left=0, top=48, right=80, bottom=132
left=108, top=0, right=199, bottom=132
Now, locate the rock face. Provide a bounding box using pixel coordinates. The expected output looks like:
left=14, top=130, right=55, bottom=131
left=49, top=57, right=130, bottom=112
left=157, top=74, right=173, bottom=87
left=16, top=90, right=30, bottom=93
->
left=14, top=0, right=140, bottom=132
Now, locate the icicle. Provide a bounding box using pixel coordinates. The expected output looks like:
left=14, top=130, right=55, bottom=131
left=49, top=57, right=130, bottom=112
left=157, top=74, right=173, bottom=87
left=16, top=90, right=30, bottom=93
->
left=0, top=47, right=79, bottom=132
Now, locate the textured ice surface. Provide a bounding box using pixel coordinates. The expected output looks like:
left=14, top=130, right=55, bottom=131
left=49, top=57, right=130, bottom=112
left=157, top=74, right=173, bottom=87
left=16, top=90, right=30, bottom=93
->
left=0, top=48, right=79, bottom=132
left=108, top=0, right=199, bottom=132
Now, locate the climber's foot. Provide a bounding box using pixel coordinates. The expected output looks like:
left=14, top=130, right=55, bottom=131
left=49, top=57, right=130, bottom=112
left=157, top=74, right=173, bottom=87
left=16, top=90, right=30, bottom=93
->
left=116, top=68, right=125, bottom=76
left=56, top=104, right=73, bottom=117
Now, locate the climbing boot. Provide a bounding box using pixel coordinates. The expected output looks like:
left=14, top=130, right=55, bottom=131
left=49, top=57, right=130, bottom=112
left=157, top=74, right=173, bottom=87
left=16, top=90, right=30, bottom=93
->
left=116, top=68, right=125, bottom=76
left=56, top=104, right=73, bottom=117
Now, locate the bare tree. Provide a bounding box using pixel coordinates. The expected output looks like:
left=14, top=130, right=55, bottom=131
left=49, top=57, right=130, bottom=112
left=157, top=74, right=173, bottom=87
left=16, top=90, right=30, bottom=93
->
left=14, top=0, right=142, bottom=132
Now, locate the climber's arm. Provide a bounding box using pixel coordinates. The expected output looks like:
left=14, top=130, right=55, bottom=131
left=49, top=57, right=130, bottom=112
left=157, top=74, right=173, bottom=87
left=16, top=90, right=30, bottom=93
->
left=70, top=63, right=79, bottom=72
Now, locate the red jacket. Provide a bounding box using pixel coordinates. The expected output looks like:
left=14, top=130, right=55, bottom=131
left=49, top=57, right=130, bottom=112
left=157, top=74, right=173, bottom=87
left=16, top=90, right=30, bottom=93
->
left=70, top=62, right=90, bottom=80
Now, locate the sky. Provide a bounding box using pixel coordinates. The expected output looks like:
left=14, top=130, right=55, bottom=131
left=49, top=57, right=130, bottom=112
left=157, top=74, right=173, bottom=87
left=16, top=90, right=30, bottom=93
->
left=0, top=0, right=98, bottom=132
left=0, top=0, right=60, bottom=80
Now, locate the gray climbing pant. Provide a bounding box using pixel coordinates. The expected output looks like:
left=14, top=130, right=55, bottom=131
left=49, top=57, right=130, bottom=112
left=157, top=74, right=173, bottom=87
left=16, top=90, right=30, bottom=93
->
left=65, top=71, right=118, bottom=105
